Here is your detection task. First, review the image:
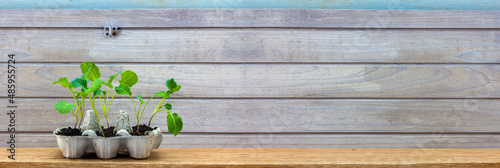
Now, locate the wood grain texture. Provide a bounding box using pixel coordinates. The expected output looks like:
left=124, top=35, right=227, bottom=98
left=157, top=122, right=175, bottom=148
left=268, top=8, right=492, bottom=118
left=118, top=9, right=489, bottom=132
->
left=3, top=133, right=500, bottom=148
left=3, top=98, right=500, bottom=133
left=2, top=9, right=500, bottom=150
left=2, top=64, right=500, bottom=98
left=2, top=28, right=500, bottom=63
left=1, top=9, right=499, bottom=28
left=3, top=148, right=500, bottom=168
left=2, top=0, right=500, bottom=10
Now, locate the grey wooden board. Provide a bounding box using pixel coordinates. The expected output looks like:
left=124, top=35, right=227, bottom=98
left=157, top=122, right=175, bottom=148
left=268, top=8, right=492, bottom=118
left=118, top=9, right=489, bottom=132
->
left=3, top=98, right=500, bottom=133
left=2, top=64, right=500, bottom=98
left=4, top=133, right=500, bottom=148
left=1, top=9, right=499, bottom=28
left=2, top=29, right=500, bottom=63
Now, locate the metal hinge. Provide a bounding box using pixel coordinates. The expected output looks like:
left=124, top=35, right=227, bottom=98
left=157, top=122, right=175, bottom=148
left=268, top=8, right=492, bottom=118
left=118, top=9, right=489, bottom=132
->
left=104, top=26, right=119, bottom=37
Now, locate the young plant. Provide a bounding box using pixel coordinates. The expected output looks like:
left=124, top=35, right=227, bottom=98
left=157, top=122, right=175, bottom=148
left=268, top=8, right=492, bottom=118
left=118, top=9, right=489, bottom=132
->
left=98, top=71, right=122, bottom=128
left=53, top=77, right=86, bottom=129
left=52, top=62, right=108, bottom=134
left=110, top=70, right=141, bottom=130
left=70, top=62, right=109, bottom=137
left=136, top=78, right=183, bottom=136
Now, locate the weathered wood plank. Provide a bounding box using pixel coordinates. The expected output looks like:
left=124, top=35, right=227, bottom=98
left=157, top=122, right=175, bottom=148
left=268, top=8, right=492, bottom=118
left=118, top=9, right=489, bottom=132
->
left=1, top=9, right=499, bottom=28
left=3, top=133, right=500, bottom=148
left=2, top=0, right=500, bottom=10
left=2, top=29, right=500, bottom=63
left=3, top=98, right=500, bottom=133
left=2, top=64, right=500, bottom=98
left=3, top=148, right=500, bottom=168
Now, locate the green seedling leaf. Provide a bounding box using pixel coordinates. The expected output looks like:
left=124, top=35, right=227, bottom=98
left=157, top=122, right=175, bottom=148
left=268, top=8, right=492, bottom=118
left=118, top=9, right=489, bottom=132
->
left=54, top=101, right=75, bottom=114
left=153, top=91, right=170, bottom=98
left=166, top=111, right=183, bottom=136
left=85, top=79, right=103, bottom=94
left=53, top=77, right=73, bottom=89
left=80, top=62, right=100, bottom=81
left=74, top=91, right=88, bottom=97
left=164, top=103, right=172, bottom=110
left=71, top=78, right=88, bottom=91
left=137, top=95, right=145, bottom=104
left=119, top=70, right=138, bottom=87
left=81, top=66, right=91, bottom=80
left=93, top=89, right=106, bottom=98
left=115, top=84, right=132, bottom=96
left=108, top=71, right=123, bottom=84
left=102, top=82, right=113, bottom=89
left=165, top=78, right=178, bottom=92
left=171, top=85, right=181, bottom=93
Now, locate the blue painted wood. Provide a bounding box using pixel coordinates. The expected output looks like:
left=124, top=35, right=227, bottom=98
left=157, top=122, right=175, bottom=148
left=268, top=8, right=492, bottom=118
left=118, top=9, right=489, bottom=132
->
left=0, top=0, right=499, bottom=10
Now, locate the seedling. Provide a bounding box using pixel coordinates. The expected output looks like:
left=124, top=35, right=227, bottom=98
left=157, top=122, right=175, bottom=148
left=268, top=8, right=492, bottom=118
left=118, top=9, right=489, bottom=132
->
left=98, top=70, right=122, bottom=128
left=54, top=62, right=184, bottom=137
left=73, top=62, right=108, bottom=136
left=54, top=62, right=113, bottom=137
left=135, top=78, right=183, bottom=136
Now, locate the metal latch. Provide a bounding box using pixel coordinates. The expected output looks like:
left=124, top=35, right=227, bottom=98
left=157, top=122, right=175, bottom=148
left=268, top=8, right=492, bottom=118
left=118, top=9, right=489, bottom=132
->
left=104, top=26, right=119, bottom=37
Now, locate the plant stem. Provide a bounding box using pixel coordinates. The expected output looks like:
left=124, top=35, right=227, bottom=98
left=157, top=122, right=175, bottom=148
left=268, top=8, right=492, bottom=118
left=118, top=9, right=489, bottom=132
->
left=89, top=96, right=105, bottom=137
left=106, top=92, right=116, bottom=119
left=148, top=98, right=166, bottom=127
left=78, top=95, right=86, bottom=128
left=99, top=95, right=109, bottom=128
left=143, top=98, right=165, bottom=130
left=148, top=109, right=167, bottom=127
left=69, top=89, right=81, bottom=129
left=74, top=112, right=78, bottom=128
left=129, top=95, right=137, bottom=118
left=105, top=88, right=111, bottom=105
left=140, top=96, right=154, bottom=122
left=128, top=95, right=139, bottom=131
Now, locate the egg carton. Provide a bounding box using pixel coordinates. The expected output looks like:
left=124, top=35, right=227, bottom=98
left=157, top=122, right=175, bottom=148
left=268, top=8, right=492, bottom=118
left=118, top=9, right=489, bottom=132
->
left=54, top=127, right=162, bottom=159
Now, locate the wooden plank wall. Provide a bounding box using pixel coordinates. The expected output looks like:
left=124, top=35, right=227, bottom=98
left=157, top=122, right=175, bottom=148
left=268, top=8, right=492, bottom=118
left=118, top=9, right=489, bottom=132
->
left=1, top=9, right=500, bottom=148
left=1, top=0, right=500, bottom=10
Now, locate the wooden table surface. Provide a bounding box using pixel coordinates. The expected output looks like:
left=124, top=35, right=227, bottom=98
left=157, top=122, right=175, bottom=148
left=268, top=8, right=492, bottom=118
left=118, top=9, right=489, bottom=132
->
left=2, top=148, right=500, bottom=167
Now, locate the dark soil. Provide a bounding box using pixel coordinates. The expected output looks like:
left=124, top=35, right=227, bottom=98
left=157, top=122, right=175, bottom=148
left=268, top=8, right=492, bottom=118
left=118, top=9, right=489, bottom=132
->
left=56, top=127, right=82, bottom=136
left=131, top=124, right=154, bottom=136
left=96, top=126, right=116, bottom=137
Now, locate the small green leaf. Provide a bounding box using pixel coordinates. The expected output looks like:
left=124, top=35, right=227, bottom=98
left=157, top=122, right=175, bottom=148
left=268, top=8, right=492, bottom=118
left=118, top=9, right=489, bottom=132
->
left=115, top=84, right=132, bottom=96
left=93, top=89, right=106, bottom=98
left=171, top=85, right=181, bottom=93
left=119, top=70, right=138, bottom=87
left=166, top=112, right=183, bottom=136
left=54, top=101, right=75, bottom=114
left=53, top=77, right=72, bottom=89
left=81, top=66, right=91, bottom=80
left=137, top=95, right=145, bottom=104
left=165, top=78, right=178, bottom=92
left=80, top=62, right=100, bottom=81
left=153, top=91, right=170, bottom=98
left=108, top=71, right=123, bottom=84
left=74, top=91, right=88, bottom=97
left=85, top=79, right=103, bottom=93
left=102, top=82, right=113, bottom=89
left=164, top=103, right=172, bottom=110
left=71, top=78, right=88, bottom=90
